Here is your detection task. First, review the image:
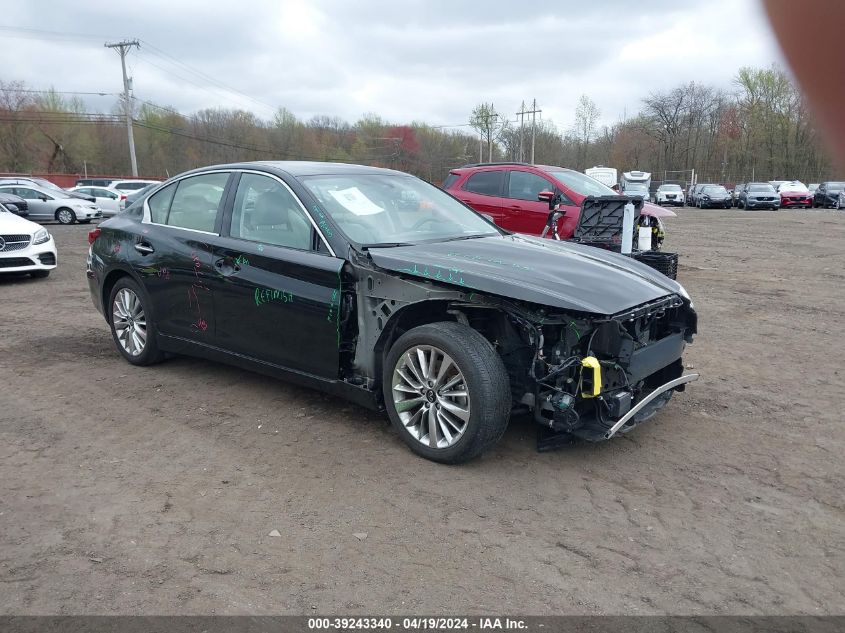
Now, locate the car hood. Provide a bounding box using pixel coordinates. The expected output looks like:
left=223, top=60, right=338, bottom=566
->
left=641, top=201, right=676, bottom=217
left=0, top=210, right=39, bottom=233
left=368, top=235, right=684, bottom=315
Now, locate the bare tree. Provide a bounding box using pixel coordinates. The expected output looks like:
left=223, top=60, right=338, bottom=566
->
left=469, top=102, right=504, bottom=162
left=572, top=95, right=600, bottom=169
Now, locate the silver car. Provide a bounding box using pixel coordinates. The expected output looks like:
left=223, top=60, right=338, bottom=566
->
left=0, top=184, right=102, bottom=224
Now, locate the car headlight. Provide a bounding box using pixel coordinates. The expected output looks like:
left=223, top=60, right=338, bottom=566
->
left=676, top=282, right=692, bottom=305
left=33, top=228, right=50, bottom=245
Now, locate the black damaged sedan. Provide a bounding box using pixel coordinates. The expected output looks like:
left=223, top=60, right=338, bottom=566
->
left=87, top=161, right=697, bottom=463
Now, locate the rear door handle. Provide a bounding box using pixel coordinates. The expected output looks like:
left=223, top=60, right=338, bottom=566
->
left=214, top=258, right=240, bottom=274
left=134, top=241, right=154, bottom=255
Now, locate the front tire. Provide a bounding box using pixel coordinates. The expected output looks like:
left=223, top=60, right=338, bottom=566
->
left=56, top=208, right=76, bottom=224
left=108, top=277, right=164, bottom=366
left=384, top=322, right=511, bottom=464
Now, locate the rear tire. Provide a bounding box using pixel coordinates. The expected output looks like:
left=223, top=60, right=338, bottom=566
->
left=383, top=321, right=511, bottom=464
left=108, top=277, right=165, bottom=366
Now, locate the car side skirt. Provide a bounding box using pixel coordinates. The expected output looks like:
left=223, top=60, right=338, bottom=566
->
left=157, top=333, right=381, bottom=411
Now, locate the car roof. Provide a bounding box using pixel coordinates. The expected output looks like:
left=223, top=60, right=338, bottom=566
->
left=176, top=160, right=408, bottom=179
left=449, top=162, right=580, bottom=175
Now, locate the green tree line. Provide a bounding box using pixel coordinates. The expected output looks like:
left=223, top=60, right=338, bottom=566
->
left=0, top=66, right=837, bottom=185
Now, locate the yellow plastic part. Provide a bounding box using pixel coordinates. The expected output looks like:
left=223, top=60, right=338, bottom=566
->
left=581, top=356, right=602, bottom=398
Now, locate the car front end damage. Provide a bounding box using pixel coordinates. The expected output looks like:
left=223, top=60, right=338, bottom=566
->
left=347, top=242, right=698, bottom=451
left=446, top=292, right=698, bottom=448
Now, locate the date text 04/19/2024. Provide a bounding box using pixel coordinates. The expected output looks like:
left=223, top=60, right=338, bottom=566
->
left=307, top=616, right=527, bottom=630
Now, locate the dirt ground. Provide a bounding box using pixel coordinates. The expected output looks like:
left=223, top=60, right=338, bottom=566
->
left=1, top=208, right=843, bottom=615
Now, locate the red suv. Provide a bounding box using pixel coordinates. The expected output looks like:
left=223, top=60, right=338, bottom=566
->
left=443, top=162, right=669, bottom=239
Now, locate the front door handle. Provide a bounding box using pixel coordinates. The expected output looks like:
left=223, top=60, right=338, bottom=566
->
left=134, top=241, right=154, bottom=255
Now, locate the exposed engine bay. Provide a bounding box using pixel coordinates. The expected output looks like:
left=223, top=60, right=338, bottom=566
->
left=342, top=252, right=698, bottom=450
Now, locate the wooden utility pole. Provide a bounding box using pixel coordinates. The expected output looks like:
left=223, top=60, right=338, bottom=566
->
left=105, top=39, right=140, bottom=176
left=518, top=99, right=542, bottom=164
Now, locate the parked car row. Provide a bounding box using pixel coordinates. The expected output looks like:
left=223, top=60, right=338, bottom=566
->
left=0, top=176, right=160, bottom=224
left=685, top=179, right=843, bottom=210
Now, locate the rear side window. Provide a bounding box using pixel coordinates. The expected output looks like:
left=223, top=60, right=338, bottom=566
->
left=116, top=182, right=150, bottom=191
left=507, top=171, right=554, bottom=201
left=166, top=173, right=229, bottom=232
left=147, top=182, right=177, bottom=223
left=463, top=170, right=503, bottom=196
left=442, top=173, right=460, bottom=189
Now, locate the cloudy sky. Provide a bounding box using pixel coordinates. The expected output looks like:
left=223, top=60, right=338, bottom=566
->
left=0, top=0, right=783, bottom=133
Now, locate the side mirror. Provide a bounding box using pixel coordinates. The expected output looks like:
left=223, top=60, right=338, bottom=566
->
left=39, top=196, right=48, bottom=201
left=537, top=190, right=557, bottom=210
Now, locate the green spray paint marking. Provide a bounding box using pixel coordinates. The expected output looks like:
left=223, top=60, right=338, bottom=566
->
left=399, top=263, right=467, bottom=286
left=234, top=254, right=250, bottom=267
left=446, top=251, right=531, bottom=271
left=314, top=206, right=334, bottom=238
left=254, top=287, right=293, bottom=307
left=323, top=272, right=342, bottom=349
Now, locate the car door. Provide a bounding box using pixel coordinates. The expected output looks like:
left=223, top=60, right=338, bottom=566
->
left=10, top=187, right=53, bottom=221
left=208, top=171, right=343, bottom=378
left=90, top=187, right=121, bottom=213
left=136, top=171, right=232, bottom=345
left=454, top=170, right=504, bottom=223
left=501, top=169, right=560, bottom=234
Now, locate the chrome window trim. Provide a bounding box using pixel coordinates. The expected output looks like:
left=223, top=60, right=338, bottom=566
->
left=228, top=169, right=336, bottom=257
left=141, top=168, right=336, bottom=256
left=142, top=170, right=231, bottom=236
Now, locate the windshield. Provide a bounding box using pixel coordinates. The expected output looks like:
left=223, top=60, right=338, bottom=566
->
left=749, top=184, right=776, bottom=192
left=31, top=178, right=64, bottom=191
left=703, top=186, right=728, bottom=195
left=623, top=183, right=649, bottom=194
left=546, top=169, right=616, bottom=197
left=300, top=174, right=500, bottom=246
left=827, top=182, right=845, bottom=191
left=658, top=184, right=681, bottom=191
left=780, top=182, right=809, bottom=193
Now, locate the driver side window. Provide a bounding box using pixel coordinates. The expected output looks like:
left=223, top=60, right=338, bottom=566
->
left=230, top=174, right=313, bottom=251
left=18, top=188, right=49, bottom=200
left=507, top=171, right=554, bottom=201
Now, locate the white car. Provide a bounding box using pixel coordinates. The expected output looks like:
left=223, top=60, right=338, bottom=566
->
left=0, top=184, right=102, bottom=224
left=654, top=183, right=685, bottom=206
left=0, top=202, right=57, bottom=278
left=110, top=179, right=161, bottom=193
left=68, top=185, right=125, bottom=216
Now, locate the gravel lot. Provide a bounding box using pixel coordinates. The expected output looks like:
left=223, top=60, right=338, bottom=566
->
left=1, top=209, right=843, bottom=615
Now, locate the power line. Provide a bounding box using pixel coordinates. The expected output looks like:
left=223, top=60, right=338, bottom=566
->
left=132, top=50, right=274, bottom=117
left=138, top=40, right=277, bottom=116
left=2, top=88, right=116, bottom=97
left=0, top=24, right=114, bottom=42
left=0, top=25, right=278, bottom=118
